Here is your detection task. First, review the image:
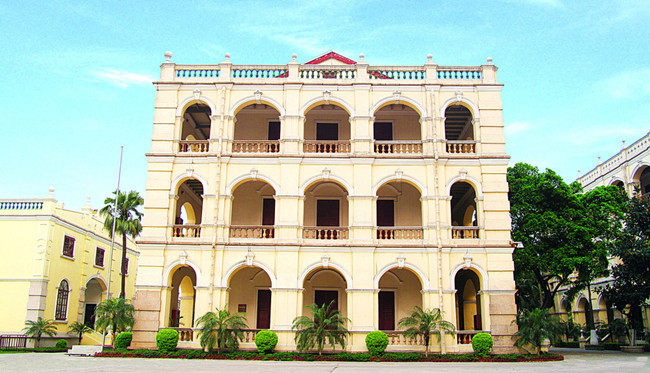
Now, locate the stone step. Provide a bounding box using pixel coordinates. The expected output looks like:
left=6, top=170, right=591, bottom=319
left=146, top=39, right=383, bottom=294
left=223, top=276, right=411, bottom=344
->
left=66, top=345, right=103, bottom=356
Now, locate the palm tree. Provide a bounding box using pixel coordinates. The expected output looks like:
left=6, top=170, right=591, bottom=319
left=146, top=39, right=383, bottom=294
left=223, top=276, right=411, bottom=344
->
left=68, top=321, right=93, bottom=345
left=196, top=306, right=248, bottom=352
left=292, top=301, right=350, bottom=355
left=513, top=307, right=564, bottom=355
left=397, top=306, right=455, bottom=357
left=100, top=190, right=143, bottom=299
left=94, top=298, right=135, bottom=347
left=23, top=317, right=57, bottom=348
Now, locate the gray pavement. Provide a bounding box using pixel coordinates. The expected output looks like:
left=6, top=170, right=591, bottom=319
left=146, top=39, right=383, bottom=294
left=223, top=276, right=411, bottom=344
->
left=0, top=348, right=648, bottom=373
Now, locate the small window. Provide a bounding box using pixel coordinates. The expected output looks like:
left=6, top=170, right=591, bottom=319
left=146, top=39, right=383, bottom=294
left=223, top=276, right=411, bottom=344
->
left=55, top=280, right=69, bottom=321
left=62, top=236, right=75, bottom=258
left=95, top=247, right=105, bottom=267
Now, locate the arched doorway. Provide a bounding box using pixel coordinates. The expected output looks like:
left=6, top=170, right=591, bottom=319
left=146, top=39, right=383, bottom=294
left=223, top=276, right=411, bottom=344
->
left=302, top=267, right=348, bottom=320
left=633, top=166, right=650, bottom=196
left=373, top=104, right=421, bottom=154
left=173, top=179, right=204, bottom=237
left=228, top=266, right=273, bottom=329
left=450, top=181, right=478, bottom=239
left=304, top=104, right=351, bottom=153
left=180, top=103, right=211, bottom=152
left=454, top=269, right=482, bottom=331
left=168, top=266, right=197, bottom=327
left=83, top=278, right=106, bottom=328
left=377, top=268, right=423, bottom=330
left=233, top=103, right=281, bottom=153
left=575, top=297, right=589, bottom=326
left=444, top=105, right=475, bottom=153
left=376, top=181, right=422, bottom=239
left=230, top=180, right=276, bottom=238
left=303, top=181, right=349, bottom=239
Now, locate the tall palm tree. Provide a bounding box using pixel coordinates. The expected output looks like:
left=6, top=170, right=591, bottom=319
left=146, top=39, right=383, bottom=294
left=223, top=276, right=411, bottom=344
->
left=68, top=321, right=93, bottom=345
left=292, top=301, right=350, bottom=355
left=196, top=306, right=248, bottom=352
left=513, top=307, right=564, bottom=355
left=23, top=317, right=57, bottom=348
left=94, top=298, right=135, bottom=347
left=398, top=306, right=455, bottom=357
left=100, top=190, right=143, bottom=298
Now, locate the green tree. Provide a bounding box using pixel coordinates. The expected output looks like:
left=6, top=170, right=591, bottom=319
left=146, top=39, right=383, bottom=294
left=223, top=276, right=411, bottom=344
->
left=67, top=321, right=93, bottom=345
left=94, top=297, right=135, bottom=347
left=195, top=306, right=248, bottom=352
left=513, top=308, right=563, bottom=355
left=23, top=317, right=58, bottom=348
left=397, top=306, right=455, bottom=357
left=601, top=193, right=650, bottom=345
left=292, top=301, right=350, bottom=355
left=100, top=190, right=143, bottom=299
left=508, top=163, right=621, bottom=311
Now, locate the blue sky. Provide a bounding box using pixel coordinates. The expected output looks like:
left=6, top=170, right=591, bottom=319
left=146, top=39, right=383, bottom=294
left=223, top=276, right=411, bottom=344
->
left=1, top=0, right=648, bottom=210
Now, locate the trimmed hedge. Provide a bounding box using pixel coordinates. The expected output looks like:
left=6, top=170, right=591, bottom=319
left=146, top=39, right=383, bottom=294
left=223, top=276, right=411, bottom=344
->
left=365, top=331, right=389, bottom=355
left=254, top=330, right=278, bottom=354
left=95, top=349, right=564, bottom=362
left=115, top=332, right=133, bottom=350
left=0, top=347, right=68, bottom=353
left=155, top=329, right=179, bottom=353
left=471, top=333, right=493, bottom=357
left=55, top=339, right=68, bottom=349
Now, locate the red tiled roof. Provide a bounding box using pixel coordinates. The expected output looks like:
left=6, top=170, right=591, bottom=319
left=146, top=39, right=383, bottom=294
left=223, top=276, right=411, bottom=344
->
left=306, top=51, right=357, bottom=65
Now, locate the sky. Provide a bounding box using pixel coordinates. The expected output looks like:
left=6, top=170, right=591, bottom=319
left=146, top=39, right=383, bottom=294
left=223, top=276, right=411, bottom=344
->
left=1, top=0, right=649, bottom=210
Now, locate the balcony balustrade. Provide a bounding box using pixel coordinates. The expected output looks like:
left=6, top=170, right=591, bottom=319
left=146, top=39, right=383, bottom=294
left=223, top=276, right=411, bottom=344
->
left=163, top=327, right=194, bottom=342
left=451, top=226, right=479, bottom=239
left=303, top=141, right=350, bottom=153
left=446, top=141, right=476, bottom=154
left=179, top=140, right=209, bottom=153
left=385, top=331, right=423, bottom=346
left=375, top=141, right=422, bottom=154
left=232, top=140, right=280, bottom=153
left=303, top=227, right=349, bottom=240
left=229, top=226, right=275, bottom=238
left=172, top=225, right=201, bottom=238
left=457, top=330, right=488, bottom=345
left=376, top=227, right=423, bottom=239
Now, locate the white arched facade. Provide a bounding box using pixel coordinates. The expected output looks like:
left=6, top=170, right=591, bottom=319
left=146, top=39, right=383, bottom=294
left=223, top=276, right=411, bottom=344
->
left=369, top=95, right=427, bottom=118
left=163, top=258, right=203, bottom=287
left=175, top=95, right=217, bottom=117
left=297, top=261, right=353, bottom=289
left=299, top=174, right=354, bottom=196
left=449, top=262, right=489, bottom=291
left=225, top=173, right=281, bottom=196
left=299, top=96, right=356, bottom=117
left=171, top=172, right=209, bottom=196
left=221, top=260, right=278, bottom=288
left=228, top=95, right=286, bottom=117
left=373, top=262, right=430, bottom=290
left=631, top=161, right=650, bottom=180
left=439, top=96, right=480, bottom=120
left=445, top=174, right=483, bottom=197
left=372, top=174, right=427, bottom=196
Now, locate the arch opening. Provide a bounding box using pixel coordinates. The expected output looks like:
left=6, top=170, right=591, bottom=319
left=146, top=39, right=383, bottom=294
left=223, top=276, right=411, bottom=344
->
left=575, top=297, right=590, bottom=326
left=83, top=278, right=106, bottom=328
left=303, top=181, right=349, bottom=239
left=634, top=166, right=650, bottom=196
left=227, top=266, right=273, bottom=329
left=304, top=104, right=351, bottom=153
left=55, top=279, right=70, bottom=321
left=450, top=181, right=478, bottom=239
left=233, top=103, right=281, bottom=153
left=454, top=269, right=482, bottom=331
left=174, top=179, right=204, bottom=237
left=377, top=268, right=423, bottom=330
left=444, top=105, right=475, bottom=154
left=302, top=267, right=348, bottom=321
left=376, top=181, right=422, bottom=239
left=168, top=266, right=197, bottom=327
left=180, top=103, right=211, bottom=152
left=373, top=104, right=422, bottom=154
left=230, top=180, right=277, bottom=238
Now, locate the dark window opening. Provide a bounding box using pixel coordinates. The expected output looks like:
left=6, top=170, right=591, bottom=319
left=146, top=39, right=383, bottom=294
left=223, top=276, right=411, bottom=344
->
left=268, top=121, right=280, bottom=141
left=84, top=304, right=97, bottom=328
left=378, top=291, right=395, bottom=330
left=62, top=236, right=75, bottom=257
left=317, top=200, right=340, bottom=226
left=374, top=122, right=393, bottom=141
left=55, top=280, right=70, bottom=320
left=317, top=123, right=338, bottom=140
left=376, top=200, right=395, bottom=227
left=315, top=290, right=339, bottom=312
left=95, top=247, right=105, bottom=267
left=262, top=198, right=275, bottom=226
left=257, top=289, right=272, bottom=329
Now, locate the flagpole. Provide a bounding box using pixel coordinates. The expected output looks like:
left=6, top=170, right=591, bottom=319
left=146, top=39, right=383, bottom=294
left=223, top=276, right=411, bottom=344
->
left=102, top=146, right=123, bottom=351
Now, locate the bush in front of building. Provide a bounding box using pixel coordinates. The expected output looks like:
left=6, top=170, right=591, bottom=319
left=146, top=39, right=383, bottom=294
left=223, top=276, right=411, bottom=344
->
left=255, top=330, right=278, bottom=353
left=115, top=332, right=133, bottom=350
left=55, top=339, right=67, bottom=349
left=156, top=328, right=179, bottom=353
left=365, top=331, right=388, bottom=355
left=471, top=333, right=493, bottom=357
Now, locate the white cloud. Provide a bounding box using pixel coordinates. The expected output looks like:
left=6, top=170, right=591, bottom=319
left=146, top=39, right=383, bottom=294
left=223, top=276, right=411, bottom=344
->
left=504, top=121, right=531, bottom=136
left=92, top=69, right=153, bottom=88
left=598, top=68, right=650, bottom=99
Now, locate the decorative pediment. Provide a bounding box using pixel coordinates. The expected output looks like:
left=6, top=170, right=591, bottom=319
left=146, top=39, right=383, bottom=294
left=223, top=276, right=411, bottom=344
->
left=306, top=51, right=357, bottom=65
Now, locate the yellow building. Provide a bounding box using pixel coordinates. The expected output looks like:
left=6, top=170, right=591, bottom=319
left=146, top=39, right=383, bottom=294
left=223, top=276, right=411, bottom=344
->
left=132, top=51, right=518, bottom=353
left=553, top=131, right=650, bottom=333
left=0, top=189, right=139, bottom=347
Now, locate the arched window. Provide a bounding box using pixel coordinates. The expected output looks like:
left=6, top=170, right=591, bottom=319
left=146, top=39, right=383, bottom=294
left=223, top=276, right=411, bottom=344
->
left=55, top=280, right=70, bottom=321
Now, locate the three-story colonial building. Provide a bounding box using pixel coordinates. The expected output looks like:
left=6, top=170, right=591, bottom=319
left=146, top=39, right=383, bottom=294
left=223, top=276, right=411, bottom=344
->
left=132, top=51, right=517, bottom=353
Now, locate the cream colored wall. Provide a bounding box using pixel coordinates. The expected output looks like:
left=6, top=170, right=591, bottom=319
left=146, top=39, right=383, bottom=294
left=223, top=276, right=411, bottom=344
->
left=231, top=181, right=275, bottom=225
left=304, top=107, right=351, bottom=140
left=302, top=269, right=348, bottom=319
left=227, top=267, right=272, bottom=329
left=377, top=182, right=422, bottom=226
left=303, top=182, right=349, bottom=226
left=378, top=269, right=422, bottom=327
left=374, top=106, right=421, bottom=140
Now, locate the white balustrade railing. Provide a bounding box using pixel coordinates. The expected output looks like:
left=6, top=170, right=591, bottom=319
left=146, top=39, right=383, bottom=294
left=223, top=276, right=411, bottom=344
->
left=303, top=227, right=349, bottom=240
left=179, top=140, right=209, bottom=153
left=229, top=226, right=275, bottom=238
left=446, top=140, right=476, bottom=154
left=375, top=141, right=422, bottom=154
left=303, top=141, right=350, bottom=153
left=232, top=140, right=280, bottom=153
left=376, top=227, right=423, bottom=239
left=451, top=226, right=479, bottom=239
left=172, top=225, right=201, bottom=238
left=368, top=66, right=425, bottom=80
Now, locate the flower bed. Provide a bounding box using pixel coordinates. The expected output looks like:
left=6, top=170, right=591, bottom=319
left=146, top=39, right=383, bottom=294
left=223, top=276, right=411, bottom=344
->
left=95, top=349, right=564, bottom=362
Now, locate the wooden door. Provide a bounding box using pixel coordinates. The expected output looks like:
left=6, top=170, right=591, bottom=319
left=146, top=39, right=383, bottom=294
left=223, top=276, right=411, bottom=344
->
left=376, top=200, right=395, bottom=227
left=317, top=123, right=338, bottom=140
left=378, top=291, right=395, bottom=330
left=314, top=290, right=339, bottom=311
left=256, top=289, right=271, bottom=329
left=374, top=122, right=393, bottom=141
left=317, top=200, right=339, bottom=226
left=262, top=198, right=275, bottom=225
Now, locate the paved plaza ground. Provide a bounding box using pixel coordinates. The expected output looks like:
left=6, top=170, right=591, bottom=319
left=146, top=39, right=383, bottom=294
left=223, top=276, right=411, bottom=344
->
left=1, top=348, right=648, bottom=373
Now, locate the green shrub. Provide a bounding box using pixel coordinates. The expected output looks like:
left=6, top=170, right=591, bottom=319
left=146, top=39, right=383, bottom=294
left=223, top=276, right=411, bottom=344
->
left=115, top=331, right=133, bottom=350
left=471, top=332, right=493, bottom=357
left=254, top=330, right=278, bottom=353
left=155, top=328, right=179, bottom=353
left=365, top=331, right=389, bottom=355
left=55, top=339, right=67, bottom=349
